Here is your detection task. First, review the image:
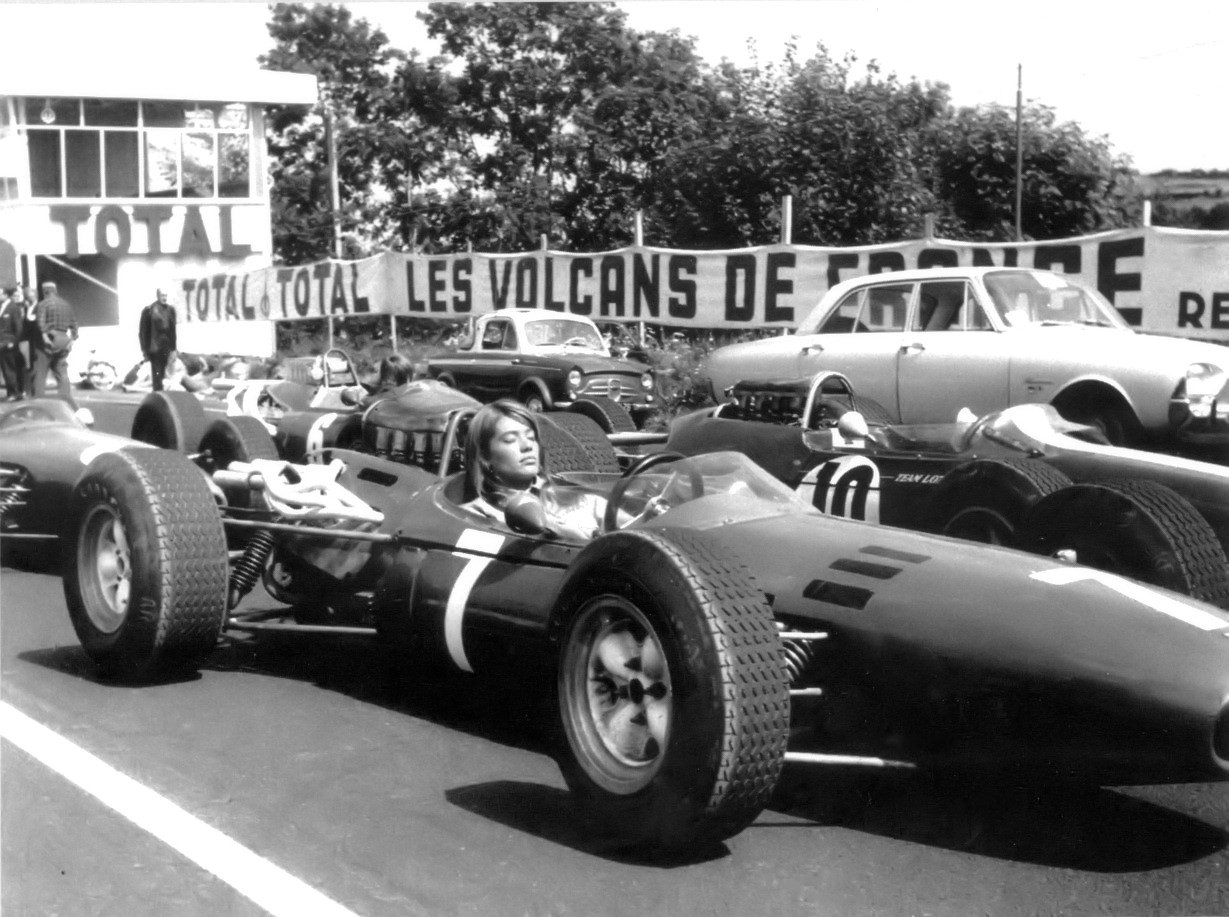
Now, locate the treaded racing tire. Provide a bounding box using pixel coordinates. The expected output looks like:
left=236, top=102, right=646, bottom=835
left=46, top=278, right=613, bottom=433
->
left=198, top=416, right=279, bottom=472
left=63, top=448, right=228, bottom=680
left=553, top=528, right=789, bottom=855
left=537, top=413, right=607, bottom=474
left=131, top=391, right=210, bottom=452
left=568, top=395, right=638, bottom=434
left=1018, top=479, right=1229, bottom=608
left=541, top=412, right=621, bottom=473
left=930, top=458, right=1073, bottom=545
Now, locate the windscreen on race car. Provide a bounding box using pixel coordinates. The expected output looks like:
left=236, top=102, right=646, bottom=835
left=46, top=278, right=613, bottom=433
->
left=0, top=399, right=82, bottom=431
left=555, top=450, right=815, bottom=525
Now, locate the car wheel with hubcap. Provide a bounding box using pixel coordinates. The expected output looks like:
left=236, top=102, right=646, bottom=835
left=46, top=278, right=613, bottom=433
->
left=63, top=448, right=228, bottom=680
left=554, top=528, right=789, bottom=854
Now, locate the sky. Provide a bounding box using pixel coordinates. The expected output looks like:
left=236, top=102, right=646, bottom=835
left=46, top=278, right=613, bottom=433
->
left=2, top=0, right=1227, bottom=174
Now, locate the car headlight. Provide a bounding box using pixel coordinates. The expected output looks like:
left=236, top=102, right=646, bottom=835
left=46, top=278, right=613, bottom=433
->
left=641, top=372, right=653, bottom=391
left=1183, top=363, right=1227, bottom=419
left=567, top=369, right=583, bottom=391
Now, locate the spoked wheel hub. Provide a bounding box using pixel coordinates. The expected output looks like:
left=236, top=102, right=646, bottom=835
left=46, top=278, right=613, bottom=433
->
left=79, top=504, right=132, bottom=634
left=563, top=595, right=672, bottom=790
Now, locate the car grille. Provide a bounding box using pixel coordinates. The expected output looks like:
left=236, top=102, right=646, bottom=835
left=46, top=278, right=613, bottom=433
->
left=580, top=374, right=647, bottom=403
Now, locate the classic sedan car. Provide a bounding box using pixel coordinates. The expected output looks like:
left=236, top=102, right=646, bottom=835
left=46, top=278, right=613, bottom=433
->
left=665, top=372, right=1229, bottom=607
left=704, top=267, right=1229, bottom=460
left=426, top=309, right=655, bottom=429
left=4, top=395, right=1229, bottom=856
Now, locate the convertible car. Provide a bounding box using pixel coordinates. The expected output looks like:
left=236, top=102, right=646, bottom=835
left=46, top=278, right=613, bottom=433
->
left=665, top=372, right=1229, bottom=608
left=3, top=395, right=1229, bottom=856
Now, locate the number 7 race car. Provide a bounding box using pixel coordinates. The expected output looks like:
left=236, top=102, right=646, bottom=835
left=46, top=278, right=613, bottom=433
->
left=3, top=396, right=1229, bottom=856
left=663, top=372, right=1229, bottom=609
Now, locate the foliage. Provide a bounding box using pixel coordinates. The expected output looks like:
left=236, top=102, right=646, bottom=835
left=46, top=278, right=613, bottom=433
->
left=927, top=104, right=1140, bottom=240
left=260, top=1, right=1149, bottom=263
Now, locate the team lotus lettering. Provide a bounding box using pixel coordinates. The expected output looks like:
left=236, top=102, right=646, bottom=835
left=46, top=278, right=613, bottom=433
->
left=893, top=473, right=944, bottom=484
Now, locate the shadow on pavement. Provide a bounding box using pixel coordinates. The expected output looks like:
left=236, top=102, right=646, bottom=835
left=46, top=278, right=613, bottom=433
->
left=769, top=764, right=1227, bottom=871
left=19, top=631, right=1228, bottom=871
left=445, top=781, right=729, bottom=866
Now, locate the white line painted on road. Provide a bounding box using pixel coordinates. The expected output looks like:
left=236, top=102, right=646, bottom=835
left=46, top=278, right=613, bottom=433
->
left=0, top=701, right=360, bottom=917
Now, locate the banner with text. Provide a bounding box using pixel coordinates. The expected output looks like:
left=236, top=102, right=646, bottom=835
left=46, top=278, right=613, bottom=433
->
left=174, top=227, right=1229, bottom=338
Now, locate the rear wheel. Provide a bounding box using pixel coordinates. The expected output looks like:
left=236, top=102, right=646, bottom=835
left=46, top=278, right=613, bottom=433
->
left=131, top=391, right=209, bottom=452
left=931, top=459, right=1072, bottom=545
left=63, top=449, right=228, bottom=680
left=569, top=395, right=637, bottom=434
left=541, top=412, right=620, bottom=473
left=555, top=529, right=789, bottom=854
left=197, top=416, right=278, bottom=473
left=537, top=413, right=606, bottom=475
left=1019, top=480, right=1229, bottom=608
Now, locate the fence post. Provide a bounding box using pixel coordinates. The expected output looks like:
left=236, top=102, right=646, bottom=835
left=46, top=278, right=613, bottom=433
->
left=924, top=213, right=936, bottom=241
left=780, top=196, right=792, bottom=244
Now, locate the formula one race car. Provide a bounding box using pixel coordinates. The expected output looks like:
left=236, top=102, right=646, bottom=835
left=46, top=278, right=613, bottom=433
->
left=664, top=372, right=1229, bottom=609
left=209, top=348, right=366, bottom=433
left=4, top=394, right=1229, bottom=856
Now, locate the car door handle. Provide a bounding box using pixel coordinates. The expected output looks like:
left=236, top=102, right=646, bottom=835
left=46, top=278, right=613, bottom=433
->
left=899, top=342, right=925, bottom=355
left=800, top=343, right=823, bottom=355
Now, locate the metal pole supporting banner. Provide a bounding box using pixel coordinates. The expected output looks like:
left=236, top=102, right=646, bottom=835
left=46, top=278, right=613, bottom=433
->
left=1015, top=63, right=1024, bottom=242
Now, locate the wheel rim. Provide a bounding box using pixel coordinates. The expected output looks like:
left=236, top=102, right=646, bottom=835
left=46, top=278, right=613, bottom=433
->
left=562, top=595, right=672, bottom=794
left=944, top=506, right=1015, bottom=545
left=78, top=504, right=132, bottom=634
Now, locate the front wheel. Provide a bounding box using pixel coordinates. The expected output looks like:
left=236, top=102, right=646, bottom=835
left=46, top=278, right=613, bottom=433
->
left=555, top=529, right=789, bottom=854
left=63, top=448, right=229, bottom=680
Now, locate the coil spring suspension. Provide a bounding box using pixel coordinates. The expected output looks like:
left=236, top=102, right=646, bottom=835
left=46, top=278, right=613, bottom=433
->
left=229, top=529, right=276, bottom=609
left=781, top=639, right=815, bottom=686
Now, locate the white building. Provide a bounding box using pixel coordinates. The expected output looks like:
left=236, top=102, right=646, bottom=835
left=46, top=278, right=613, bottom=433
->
left=0, top=66, right=317, bottom=373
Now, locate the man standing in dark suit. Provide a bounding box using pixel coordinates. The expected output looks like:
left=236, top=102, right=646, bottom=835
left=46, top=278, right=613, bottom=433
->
left=32, top=280, right=78, bottom=409
left=138, top=288, right=177, bottom=392
left=0, top=286, right=27, bottom=399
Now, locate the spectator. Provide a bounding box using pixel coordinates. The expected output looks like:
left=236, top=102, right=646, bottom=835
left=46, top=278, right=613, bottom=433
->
left=138, top=288, right=178, bottom=392
left=31, top=281, right=78, bottom=409
left=0, top=286, right=26, bottom=399
left=359, top=353, right=414, bottom=407
left=20, top=286, right=38, bottom=398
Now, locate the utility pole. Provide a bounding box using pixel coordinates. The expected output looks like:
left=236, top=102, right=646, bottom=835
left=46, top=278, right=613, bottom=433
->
left=1014, top=63, right=1024, bottom=242
left=325, top=105, right=342, bottom=351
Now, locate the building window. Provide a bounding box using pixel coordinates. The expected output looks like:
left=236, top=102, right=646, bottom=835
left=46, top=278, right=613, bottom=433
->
left=65, top=129, right=102, bottom=197
left=144, top=129, right=180, bottom=197
left=28, top=130, right=62, bottom=197
left=104, top=131, right=139, bottom=197
left=21, top=97, right=254, bottom=201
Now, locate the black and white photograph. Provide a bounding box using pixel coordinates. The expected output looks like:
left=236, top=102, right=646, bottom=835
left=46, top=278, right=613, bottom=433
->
left=2, top=1, right=1227, bottom=914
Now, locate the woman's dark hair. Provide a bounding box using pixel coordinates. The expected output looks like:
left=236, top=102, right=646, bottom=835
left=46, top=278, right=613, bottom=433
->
left=463, top=399, right=544, bottom=499
left=377, top=353, right=413, bottom=388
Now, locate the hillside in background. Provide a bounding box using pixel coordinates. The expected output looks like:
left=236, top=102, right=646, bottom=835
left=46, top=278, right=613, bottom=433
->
left=1139, top=170, right=1229, bottom=229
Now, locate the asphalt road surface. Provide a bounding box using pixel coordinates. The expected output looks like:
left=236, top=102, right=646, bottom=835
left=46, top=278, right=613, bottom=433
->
left=3, top=388, right=1228, bottom=915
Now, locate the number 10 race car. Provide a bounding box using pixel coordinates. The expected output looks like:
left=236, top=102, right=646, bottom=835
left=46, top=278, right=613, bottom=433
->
left=2, top=396, right=1229, bottom=855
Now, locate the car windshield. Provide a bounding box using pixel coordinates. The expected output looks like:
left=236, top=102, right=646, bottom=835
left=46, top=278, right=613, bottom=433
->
left=559, top=451, right=812, bottom=522
left=981, top=271, right=1129, bottom=329
left=524, top=319, right=607, bottom=352
left=0, top=398, right=83, bottom=431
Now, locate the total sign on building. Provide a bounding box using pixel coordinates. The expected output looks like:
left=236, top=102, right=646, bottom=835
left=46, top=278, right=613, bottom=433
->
left=0, top=63, right=317, bottom=373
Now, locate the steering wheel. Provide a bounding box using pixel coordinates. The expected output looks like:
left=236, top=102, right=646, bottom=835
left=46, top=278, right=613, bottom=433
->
left=603, top=451, right=704, bottom=532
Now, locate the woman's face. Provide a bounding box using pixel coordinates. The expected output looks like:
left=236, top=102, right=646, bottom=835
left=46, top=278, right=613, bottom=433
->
left=485, top=414, right=540, bottom=488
